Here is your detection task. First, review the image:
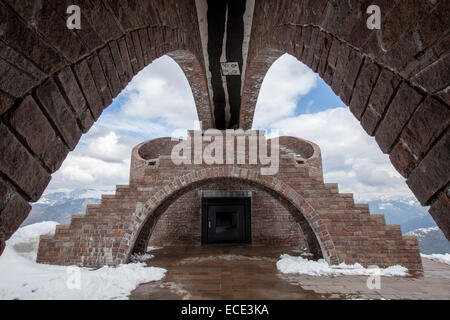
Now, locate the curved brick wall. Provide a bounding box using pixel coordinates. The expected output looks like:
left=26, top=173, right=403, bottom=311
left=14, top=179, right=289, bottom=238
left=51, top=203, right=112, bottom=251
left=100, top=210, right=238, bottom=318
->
left=241, top=0, right=449, bottom=238
left=0, top=0, right=214, bottom=253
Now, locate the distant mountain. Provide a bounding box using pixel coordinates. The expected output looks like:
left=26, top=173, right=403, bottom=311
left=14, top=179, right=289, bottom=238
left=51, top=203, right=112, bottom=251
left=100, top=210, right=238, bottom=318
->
left=21, top=189, right=112, bottom=226
left=407, top=227, right=450, bottom=254
left=367, top=199, right=436, bottom=233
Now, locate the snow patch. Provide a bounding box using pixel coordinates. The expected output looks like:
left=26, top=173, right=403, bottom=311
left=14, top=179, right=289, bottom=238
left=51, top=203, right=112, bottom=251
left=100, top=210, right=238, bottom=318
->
left=277, top=254, right=409, bottom=276
left=8, top=221, right=59, bottom=261
left=130, top=253, right=154, bottom=263
left=421, top=253, right=450, bottom=265
left=0, top=222, right=166, bottom=300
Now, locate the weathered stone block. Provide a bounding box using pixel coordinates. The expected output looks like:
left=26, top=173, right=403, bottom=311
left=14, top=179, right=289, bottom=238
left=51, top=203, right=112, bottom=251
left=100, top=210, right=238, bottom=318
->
left=73, top=59, right=103, bottom=120
left=407, top=131, right=449, bottom=205
left=98, top=47, right=122, bottom=98
left=0, top=190, right=31, bottom=240
left=131, top=30, right=145, bottom=71
left=0, top=40, right=46, bottom=82
left=10, top=96, right=68, bottom=172
left=389, top=141, right=417, bottom=178
left=118, top=37, right=134, bottom=82
left=35, top=79, right=82, bottom=151
left=401, top=97, right=449, bottom=160
left=330, top=43, right=350, bottom=95
left=0, top=2, right=66, bottom=74
left=0, top=124, right=50, bottom=201
left=339, top=49, right=364, bottom=105
left=6, top=0, right=91, bottom=62
left=56, top=66, right=95, bottom=133
left=361, top=68, right=401, bottom=135
left=76, top=0, right=123, bottom=43
left=382, top=29, right=422, bottom=71
left=375, top=83, right=423, bottom=153
left=349, top=59, right=380, bottom=119
left=0, top=59, right=35, bottom=98
left=109, top=41, right=127, bottom=87
left=429, top=192, right=450, bottom=240
left=380, top=0, right=433, bottom=51
left=0, top=91, right=14, bottom=115
left=87, top=53, right=113, bottom=107
left=412, top=54, right=450, bottom=93
left=138, top=28, right=152, bottom=66
left=125, top=33, right=139, bottom=75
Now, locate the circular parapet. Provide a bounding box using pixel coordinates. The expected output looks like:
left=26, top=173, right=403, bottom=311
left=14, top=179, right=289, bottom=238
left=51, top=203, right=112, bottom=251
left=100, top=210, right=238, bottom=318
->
left=272, top=136, right=323, bottom=181
left=130, top=137, right=181, bottom=182
left=137, top=137, right=181, bottom=160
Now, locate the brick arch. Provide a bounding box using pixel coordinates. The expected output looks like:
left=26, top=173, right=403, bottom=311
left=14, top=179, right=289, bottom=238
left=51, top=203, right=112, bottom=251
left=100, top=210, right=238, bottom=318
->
left=123, top=167, right=339, bottom=265
left=239, top=0, right=450, bottom=238
left=0, top=1, right=214, bottom=254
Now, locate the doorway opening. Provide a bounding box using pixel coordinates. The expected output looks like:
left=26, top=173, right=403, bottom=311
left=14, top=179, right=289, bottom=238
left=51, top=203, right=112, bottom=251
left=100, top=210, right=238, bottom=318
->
left=202, top=197, right=251, bottom=244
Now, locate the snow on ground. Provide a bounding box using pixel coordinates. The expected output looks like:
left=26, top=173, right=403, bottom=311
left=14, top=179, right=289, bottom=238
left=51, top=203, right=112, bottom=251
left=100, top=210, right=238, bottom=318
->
left=421, top=253, right=450, bottom=265
left=130, top=253, right=154, bottom=262
left=277, top=254, right=409, bottom=276
left=0, top=221, right=166, bottom=300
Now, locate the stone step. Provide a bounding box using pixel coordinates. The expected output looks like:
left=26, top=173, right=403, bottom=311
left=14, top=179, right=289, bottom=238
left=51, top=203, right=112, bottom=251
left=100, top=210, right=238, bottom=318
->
left=54, top=224, right=70, bottom=236
left=384, top=224, right=403, bottom=238
left=324, top=183, right=339, bottom=193
left=353, top=203, right=369, bottom=210
left=369, top=213, right=386, bottom=225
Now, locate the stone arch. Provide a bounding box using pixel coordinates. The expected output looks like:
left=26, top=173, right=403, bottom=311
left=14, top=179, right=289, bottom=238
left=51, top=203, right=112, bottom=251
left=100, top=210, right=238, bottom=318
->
left=0, top=1, right=214, bottom=254
left=239, top=0, right=449, bottom=238
left=146, top=179, right=323, bottom=256
left=121, top=167, right=339, bottom=265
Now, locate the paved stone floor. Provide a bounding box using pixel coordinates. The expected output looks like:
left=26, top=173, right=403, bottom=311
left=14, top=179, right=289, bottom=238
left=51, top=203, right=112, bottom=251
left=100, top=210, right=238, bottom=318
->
left=128, top=245, right=450, bottom=300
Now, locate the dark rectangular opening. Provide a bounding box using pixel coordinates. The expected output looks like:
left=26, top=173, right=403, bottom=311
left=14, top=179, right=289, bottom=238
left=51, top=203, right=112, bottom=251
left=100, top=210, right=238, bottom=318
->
left=202, top=197, right=251, bottom=244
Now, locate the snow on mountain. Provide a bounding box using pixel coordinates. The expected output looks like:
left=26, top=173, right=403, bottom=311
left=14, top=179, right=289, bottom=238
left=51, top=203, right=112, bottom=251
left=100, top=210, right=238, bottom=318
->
left=22, top=188, right=115, bottom=227
left=406, top=227, right=450, bottom=255
left=0, top=222, right=166, bottom=300
left=367, top=198, right=435, bottom=233
left=407, top=227, right=440, bottom=237
left=36, top=188, right=114, bottom=206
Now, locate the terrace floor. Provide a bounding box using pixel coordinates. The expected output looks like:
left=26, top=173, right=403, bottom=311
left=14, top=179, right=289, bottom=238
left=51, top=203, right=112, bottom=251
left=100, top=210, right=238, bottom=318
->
left=128, top=245, right=450, bottom=300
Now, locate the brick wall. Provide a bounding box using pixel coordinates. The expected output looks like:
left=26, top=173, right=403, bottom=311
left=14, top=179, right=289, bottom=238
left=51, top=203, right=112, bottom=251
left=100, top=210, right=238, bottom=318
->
left=0, top=0, right=213, bottom=253
left=242, top=0, right=449, bottom=238
left=36, top=132, right=422, bottom=270
left=149, top=180, right=308, bottom=248
left=1, top=0, right=447, bottom=256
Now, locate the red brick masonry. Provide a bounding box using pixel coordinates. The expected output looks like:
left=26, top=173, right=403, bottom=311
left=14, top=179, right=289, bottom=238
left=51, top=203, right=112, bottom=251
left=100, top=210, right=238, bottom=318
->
left=37, top=131, right=422, bottom=270
left=0, top=0, right=448, bottom=256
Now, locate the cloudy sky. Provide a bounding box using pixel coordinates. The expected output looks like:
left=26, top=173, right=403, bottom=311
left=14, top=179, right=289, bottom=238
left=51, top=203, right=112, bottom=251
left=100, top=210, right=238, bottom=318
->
left=46, top=54, right=415, bottom=202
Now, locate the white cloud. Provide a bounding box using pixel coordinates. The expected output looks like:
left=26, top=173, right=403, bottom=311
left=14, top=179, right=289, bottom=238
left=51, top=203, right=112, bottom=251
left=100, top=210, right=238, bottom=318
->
left=46, top=53, right=415, bottom=203
left=254, top=56, right=414, bottom=202
left=47, top=55, right=198, bottom=192
left=49, top=127, right=132, bottom=190
left=120, top=55, right=198, bottom=129
left=275, top=108, right=412, bottom=201
left=253, top=54, right=317, bottom=127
